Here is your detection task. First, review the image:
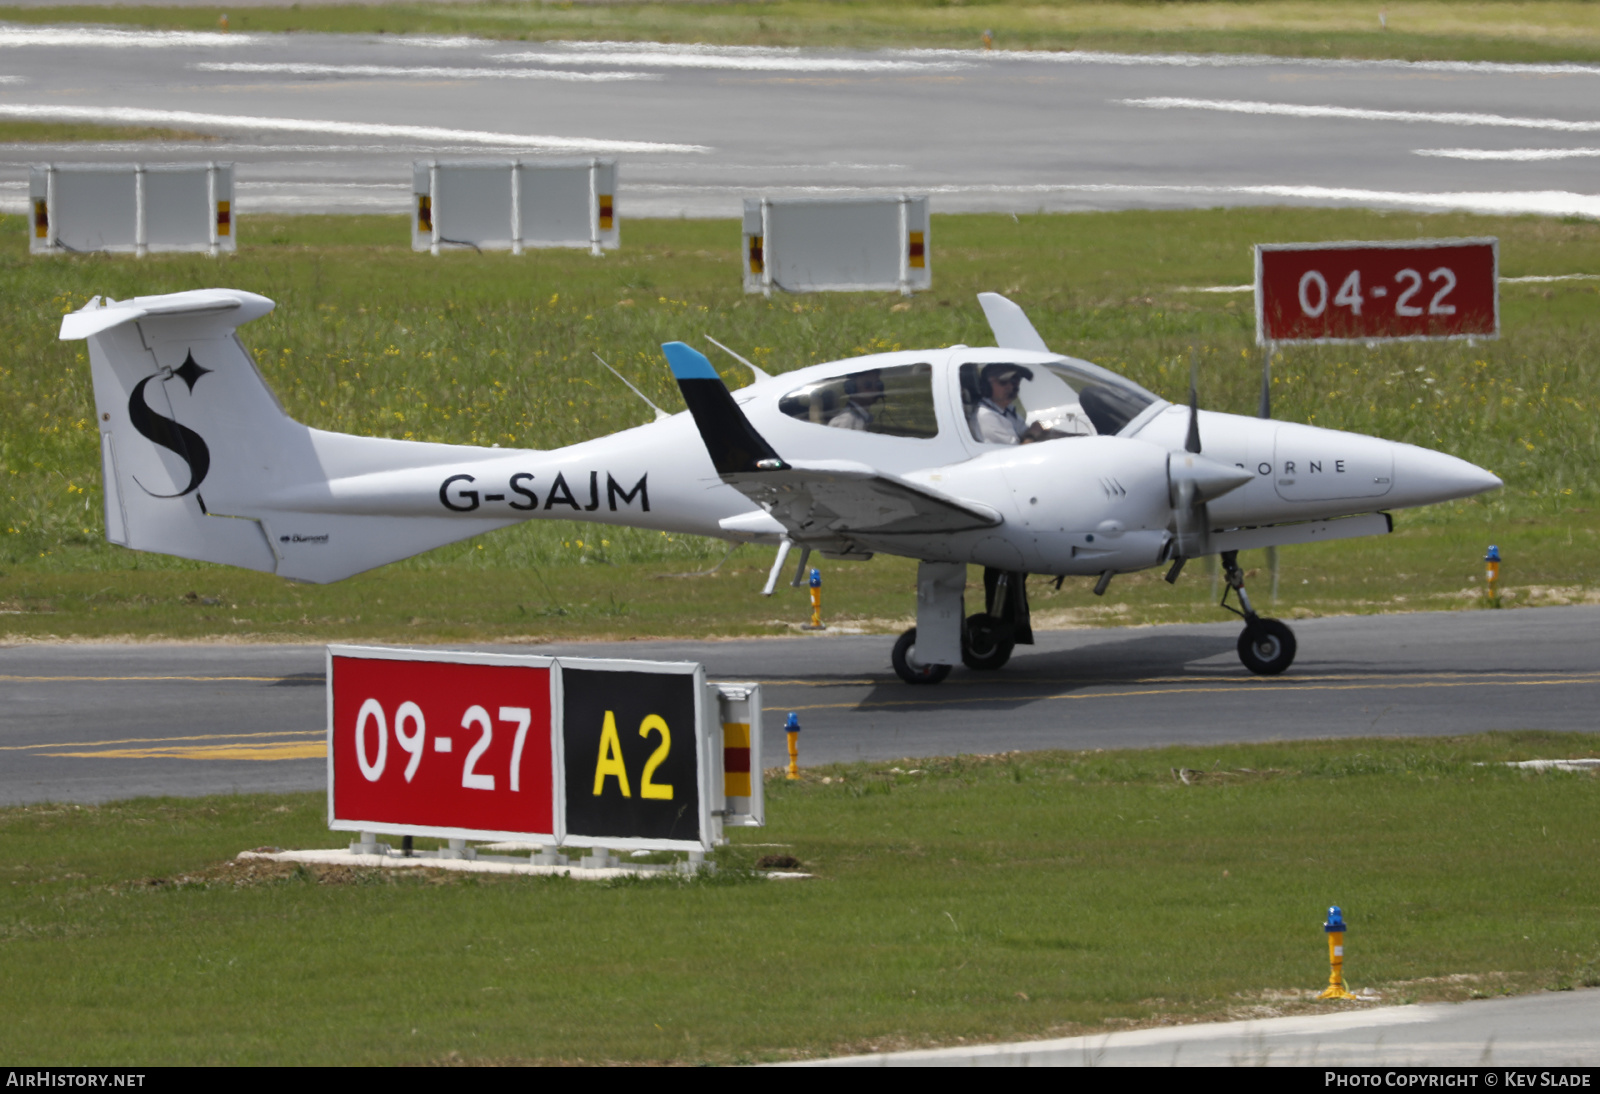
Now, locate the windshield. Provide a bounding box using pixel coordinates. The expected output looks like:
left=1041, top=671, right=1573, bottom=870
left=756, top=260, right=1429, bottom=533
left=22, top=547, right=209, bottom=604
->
left=960, top=357, right=1159, bottom=445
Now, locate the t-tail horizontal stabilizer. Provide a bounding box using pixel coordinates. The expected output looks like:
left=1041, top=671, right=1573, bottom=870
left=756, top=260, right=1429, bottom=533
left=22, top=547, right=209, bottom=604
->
left=62, top=290, right=521, bottom=583
left=662, top=341, right=787, bottom=475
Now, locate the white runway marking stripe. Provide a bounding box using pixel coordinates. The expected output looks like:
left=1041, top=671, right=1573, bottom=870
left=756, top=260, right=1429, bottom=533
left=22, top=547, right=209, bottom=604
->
left=0, top=26, right=252, bottom=49
left=498, top=45, right=970, bottom=73
left=0, top=105, right=709, bottom=154
left=1121, top=97, right=1600, bottom=133
left=894, top=46, right=1600, bottom=78
left=1417, top=147, right=1600, bottom=161
left=630, top=181, right=1600, bottom=219
left=194, top=61, right=657, bottom=83
left=1502, top=273, right=1600, bottom=283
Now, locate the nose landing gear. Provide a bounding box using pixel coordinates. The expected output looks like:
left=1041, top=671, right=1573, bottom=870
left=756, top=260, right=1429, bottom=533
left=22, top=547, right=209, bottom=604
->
left=891, top=627, right=952, bottom=685
left=1219, top=550, right=1297, bottom=676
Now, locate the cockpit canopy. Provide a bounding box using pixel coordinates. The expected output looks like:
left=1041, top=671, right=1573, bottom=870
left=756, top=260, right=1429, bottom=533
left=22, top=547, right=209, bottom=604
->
left=771, top=351, right=1161, bottom=449
left=959, top=357, right=1160, bottom=444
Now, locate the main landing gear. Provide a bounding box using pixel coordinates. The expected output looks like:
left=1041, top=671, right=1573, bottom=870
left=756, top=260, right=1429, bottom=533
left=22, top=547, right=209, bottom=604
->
left=892, top=565, right=1034, bottom=685
left=1218, top=549, right=1297, bottom=676
left=962, top=566, right=1033, bottom=672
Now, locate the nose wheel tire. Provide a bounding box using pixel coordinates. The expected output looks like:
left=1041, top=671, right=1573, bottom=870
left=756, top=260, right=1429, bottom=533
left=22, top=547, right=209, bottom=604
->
left=1237, top=618, right=1297, bottom=676
left=892, top=627, right=951, bottom=685
left=961, top=613, right=1015, bottom=671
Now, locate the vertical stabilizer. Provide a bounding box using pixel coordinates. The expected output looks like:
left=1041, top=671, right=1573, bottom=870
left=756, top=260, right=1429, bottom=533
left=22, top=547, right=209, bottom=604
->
left=63, top=290, right=524, bottom=583
left=977, top=292, right=1050, bottom=353
left=70, top=291, right=286, bottom=573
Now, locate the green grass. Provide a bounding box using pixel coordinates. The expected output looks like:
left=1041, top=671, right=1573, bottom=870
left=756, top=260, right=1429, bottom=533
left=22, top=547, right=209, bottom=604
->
left=3, top=733, right=1599, bottom=1064
left=0, top=121, right=212, bottom=143
left=6, top=1, right=1600, bottom=63
left=3, top=207, right=1599, bottom=641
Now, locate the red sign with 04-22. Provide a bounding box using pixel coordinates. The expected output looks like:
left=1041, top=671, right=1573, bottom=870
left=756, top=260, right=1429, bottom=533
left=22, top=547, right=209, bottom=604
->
left=1255, top=238, right=1498, bottom=345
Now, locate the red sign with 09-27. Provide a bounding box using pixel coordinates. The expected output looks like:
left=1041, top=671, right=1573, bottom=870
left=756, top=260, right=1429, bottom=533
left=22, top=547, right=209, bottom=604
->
left=328, top=650, right=557, bottom=841
left=1255, top=238, right=1498, bottom=345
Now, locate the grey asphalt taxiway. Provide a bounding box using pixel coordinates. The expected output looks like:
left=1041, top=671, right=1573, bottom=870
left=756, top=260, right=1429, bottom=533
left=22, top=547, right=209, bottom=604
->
left=804, top=987, right=1600, bottom=1066
left=4, top=604, right=1597, bottom=806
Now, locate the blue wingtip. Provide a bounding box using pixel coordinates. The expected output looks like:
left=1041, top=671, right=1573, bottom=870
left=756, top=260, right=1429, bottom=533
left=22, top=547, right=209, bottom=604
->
left=662, top=341, right=720, bottom=381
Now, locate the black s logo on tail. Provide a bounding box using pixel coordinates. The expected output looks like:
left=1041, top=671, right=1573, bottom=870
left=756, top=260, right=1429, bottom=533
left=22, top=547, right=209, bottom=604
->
left=128, top=351, right=212, bottom=498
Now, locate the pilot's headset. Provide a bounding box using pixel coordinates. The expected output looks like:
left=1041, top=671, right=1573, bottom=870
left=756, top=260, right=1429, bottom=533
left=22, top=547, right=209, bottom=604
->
left=981, top=363, right=1034, bottom=394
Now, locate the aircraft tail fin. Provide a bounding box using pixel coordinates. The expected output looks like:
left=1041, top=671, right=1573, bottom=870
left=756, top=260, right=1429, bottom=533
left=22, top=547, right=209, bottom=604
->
left=63, top=290, right=517, bottom=583
left=66, top=291, right=292, bottom=574
left=661, top=341, right=786, bottom=474
left=977, top=292, right=1050, bottom=353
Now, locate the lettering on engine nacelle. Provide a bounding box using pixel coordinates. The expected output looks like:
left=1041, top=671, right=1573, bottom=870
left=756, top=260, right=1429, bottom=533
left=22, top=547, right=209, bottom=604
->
left=439, top=472, right=650, bottom=514
left=1228, top=463, right=1344, bottom=476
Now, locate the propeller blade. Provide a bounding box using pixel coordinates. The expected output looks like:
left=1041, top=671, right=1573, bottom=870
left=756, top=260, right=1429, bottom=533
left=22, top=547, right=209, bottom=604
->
left=1168, top=452, right=1254, bottom=559
left=1185, top=351, right=1202, bottom=454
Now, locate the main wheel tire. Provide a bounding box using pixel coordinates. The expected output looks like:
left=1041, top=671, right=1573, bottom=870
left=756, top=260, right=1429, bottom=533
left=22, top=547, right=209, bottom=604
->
left=1238, top=617, right=1297, bottom=676
left=892, top=627, right=951, bottom=685
left=962, top=613, right=1015, bottom=671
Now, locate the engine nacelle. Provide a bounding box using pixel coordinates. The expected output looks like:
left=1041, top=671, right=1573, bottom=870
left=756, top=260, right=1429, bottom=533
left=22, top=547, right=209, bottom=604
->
left=917, top=436, right=1174, bottom=575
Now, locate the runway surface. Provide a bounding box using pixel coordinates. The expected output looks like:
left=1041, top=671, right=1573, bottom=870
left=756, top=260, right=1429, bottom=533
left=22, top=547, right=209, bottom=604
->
left=2, top=26, right=1599, bottom=219
left=804, top=988, right=1600, bottom=1067
left=3, top=604, right=1598, bottom=806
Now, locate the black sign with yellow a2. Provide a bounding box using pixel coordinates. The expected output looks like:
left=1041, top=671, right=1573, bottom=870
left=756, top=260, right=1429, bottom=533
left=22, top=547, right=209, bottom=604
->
left=562, top=668, right=701, bottom=844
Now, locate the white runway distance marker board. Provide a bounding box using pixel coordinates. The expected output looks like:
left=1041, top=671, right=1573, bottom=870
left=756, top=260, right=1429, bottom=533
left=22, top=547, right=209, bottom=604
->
left=412, top=159, right=618, bottom=255
left=30, top=162, right=234, bottom=256
left=743, top=195, right=930, bottom=296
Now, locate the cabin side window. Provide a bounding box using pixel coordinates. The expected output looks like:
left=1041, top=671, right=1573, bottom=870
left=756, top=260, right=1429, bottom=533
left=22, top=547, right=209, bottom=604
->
left=778, top=362, right=938, bottom=439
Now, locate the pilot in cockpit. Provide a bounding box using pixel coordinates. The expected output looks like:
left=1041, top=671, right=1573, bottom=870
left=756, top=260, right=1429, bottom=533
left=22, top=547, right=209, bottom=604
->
left=973, top=363, right=1046, bottom=445
left=827, top=368, right=885, bottom=430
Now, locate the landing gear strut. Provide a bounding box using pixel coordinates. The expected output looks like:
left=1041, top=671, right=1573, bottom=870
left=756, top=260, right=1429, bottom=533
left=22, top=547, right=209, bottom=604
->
left=891, top=564, right=1035, bottom=684
left=962, top=568, right=1034, bottom=672
left=1219, top=550, right=1297, bottom=676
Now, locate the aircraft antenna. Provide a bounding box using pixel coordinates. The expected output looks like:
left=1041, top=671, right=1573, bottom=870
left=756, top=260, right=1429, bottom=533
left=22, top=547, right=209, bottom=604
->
left=592, top=352, right=671, bottom=422
left=705, top=335, right=771, bottom=382
left=1185, top=349, right=1203, bottom=454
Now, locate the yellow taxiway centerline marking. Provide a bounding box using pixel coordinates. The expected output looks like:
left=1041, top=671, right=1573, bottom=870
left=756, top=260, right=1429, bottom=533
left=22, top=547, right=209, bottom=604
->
left=44, top=742, right=326, bottom=761
left=770, top=673, right=1600, bottom=713
left=0, top=674, right=300, bottom=683
left=0, top=730, right=320, bottom=753
left=757, top=669, right=1600, bottom=688
left=3, top=669, right=1590, bottom=687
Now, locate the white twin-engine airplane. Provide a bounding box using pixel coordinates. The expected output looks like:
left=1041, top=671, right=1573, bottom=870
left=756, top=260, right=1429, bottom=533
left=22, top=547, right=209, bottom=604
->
left=62, top=288, right=1500, bottom=684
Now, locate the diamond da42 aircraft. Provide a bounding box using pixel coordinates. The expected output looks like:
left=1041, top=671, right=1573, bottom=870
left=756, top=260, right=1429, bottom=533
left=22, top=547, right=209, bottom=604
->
left=60, top=288, right=1500, bottom=683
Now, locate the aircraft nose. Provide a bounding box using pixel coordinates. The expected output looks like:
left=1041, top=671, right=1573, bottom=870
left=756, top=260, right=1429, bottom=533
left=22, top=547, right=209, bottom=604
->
left=1390, top=443, right=1502, bottom=507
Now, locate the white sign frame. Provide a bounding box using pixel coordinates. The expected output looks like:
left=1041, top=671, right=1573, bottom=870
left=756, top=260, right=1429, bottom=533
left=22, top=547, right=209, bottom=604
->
left=1253, top=237, right=1500, bottom=347
left=30, top=162, right=236, bottom=257
left=326, top=645, right=565, bottom=846
left=554, top=656, right=709, bottom=853
left=325, top=646, right=760, bottom=853
left=412, top=158, right=618, bottom=256
left=742, top=194, right=930, bottom=297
